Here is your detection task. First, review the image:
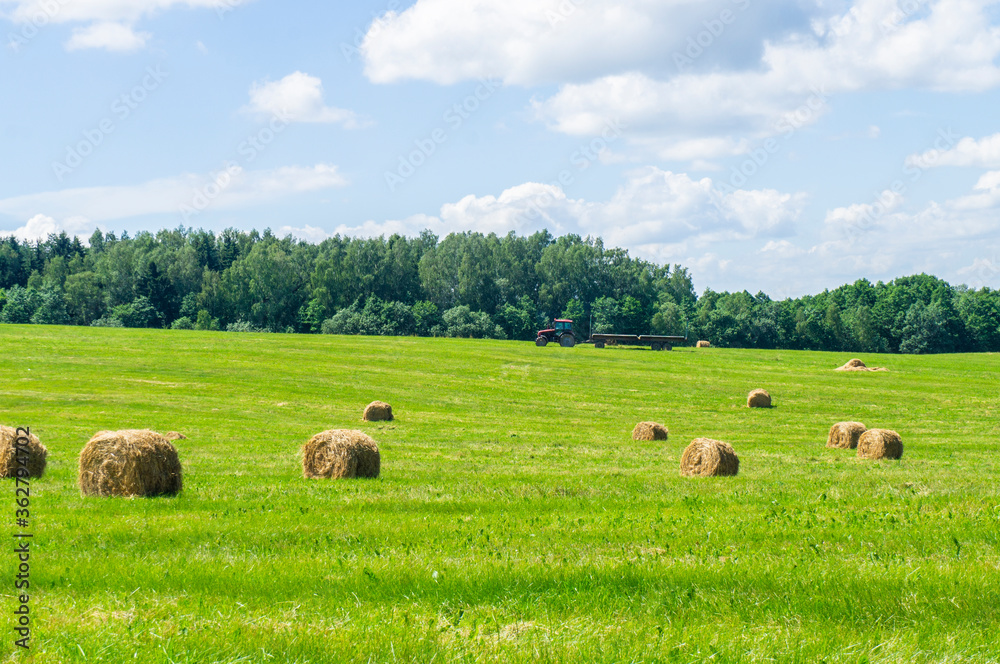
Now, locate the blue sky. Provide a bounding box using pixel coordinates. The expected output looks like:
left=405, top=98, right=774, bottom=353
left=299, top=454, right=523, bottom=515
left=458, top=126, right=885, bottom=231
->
left=2, top=0, right=1000, bottom=297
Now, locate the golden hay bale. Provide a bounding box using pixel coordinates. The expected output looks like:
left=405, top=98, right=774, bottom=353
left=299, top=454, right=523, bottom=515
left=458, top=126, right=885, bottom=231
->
left=835, top=358, right=888, bottom=372
left=827, top=422, right=867, bottom=449
left=696, top=340, right=711, bottom=348
left=0, top=425, right=47, bottom=479
left=302, top=430, right=380, bottom=479
left=857, top=429, right=903, bottom=460
left=680, top=438, right=739, bottom=477
left=747, top=389, right=772, bottom=408
left=362, top=401, right=393, bottom=422
left=78, top=430, right=182, bottom=497
left=632, top=422, right=668, bottom=441
left=163, top=431, right=187, bottom=441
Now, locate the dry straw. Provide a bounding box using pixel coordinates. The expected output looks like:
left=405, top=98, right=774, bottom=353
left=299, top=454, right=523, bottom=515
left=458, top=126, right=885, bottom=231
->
left=835, top=358, right=888, bottom=372
left=857, top=429, right=903, bottom=460
left=79, top=430, right=182, bottom=497
left=302, top=430, right=380, bottom=479
left=747, top=389, right=772, bottom=408
left=827, top=422, right=867, bottom=449
left=163, top=431, right=187, bottom=440
left=696, top=340, right=711, bottom=348
left=363, top=401, right=393, bottom=422
left=632, top=422, right=668, bottom=441
left=0, top=425, right=47, bottom=479
left=680, top=438, right=739, bottom=477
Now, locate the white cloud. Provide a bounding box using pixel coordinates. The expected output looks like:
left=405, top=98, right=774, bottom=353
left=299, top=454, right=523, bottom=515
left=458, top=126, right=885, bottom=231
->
left=245, top=72, right=369, bottom=128
left=363, top=0, right=1000, bottom=160
left=323, top=168, right=806, bottom=261
left=0, top=164, right=347, bottom=224
left=2, top=0, right=242, bottom=51
left=906, top=132, right=1000, bottom=169
left=65, top=22, right=150, bottom=52
left=2, top=213, right=100, bottom=242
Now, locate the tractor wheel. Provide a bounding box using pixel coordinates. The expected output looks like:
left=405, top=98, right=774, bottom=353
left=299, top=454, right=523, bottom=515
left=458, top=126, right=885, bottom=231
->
left=595, top=341, right=605, bottom=349
left=650, top=342, right=662, bottom=351
left=559, top=334, right=576, bottom=348
left=535, top=336, right=548, bottom=347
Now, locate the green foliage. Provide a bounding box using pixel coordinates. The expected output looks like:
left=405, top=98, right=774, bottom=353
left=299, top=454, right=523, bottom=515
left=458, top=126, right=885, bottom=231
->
left=591, top=296, right=618, bottom=334
left=110, top=296, right=160, bottom=328
left=651, top=300, right=685, bottom=335
left=322, top=297, right=416, bottom=336
left=30, top=287, right=70, bottom=325
left=195, top=309, right=220, bottom=331
left=227, top=320, right=272, bottom=333
left=441, top=305, right=505, bottom=339
left=170, top=316, right=195, bottom=330
left=3, top=229, right=999, bottom=355
left=412, top=300, right=441, bottom=336
left=89, top=316, right=124, bottom=327
left=498, top=296, right=540, bottom=340
left=0, top=285, right=42, bottom=323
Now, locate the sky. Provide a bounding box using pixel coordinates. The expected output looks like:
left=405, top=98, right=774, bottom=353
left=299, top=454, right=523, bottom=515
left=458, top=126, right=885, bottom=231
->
left=2, top=0, right=1000, bottom=297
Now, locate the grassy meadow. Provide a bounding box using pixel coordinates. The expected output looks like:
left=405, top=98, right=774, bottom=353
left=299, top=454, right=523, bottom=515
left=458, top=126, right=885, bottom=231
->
left=1, top=324, right=999, bottom=663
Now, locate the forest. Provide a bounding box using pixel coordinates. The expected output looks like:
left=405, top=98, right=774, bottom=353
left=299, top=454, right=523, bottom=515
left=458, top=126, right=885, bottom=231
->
left=1, top=226, right=998, bottom=354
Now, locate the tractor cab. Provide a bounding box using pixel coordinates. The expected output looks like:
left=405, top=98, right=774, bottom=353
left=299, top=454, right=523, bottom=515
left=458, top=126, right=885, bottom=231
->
left=535, top=319, right=576, bottom=347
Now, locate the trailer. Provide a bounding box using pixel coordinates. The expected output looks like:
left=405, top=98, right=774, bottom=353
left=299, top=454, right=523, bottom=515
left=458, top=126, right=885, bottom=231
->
left=590, top=333, right=687, bottom=351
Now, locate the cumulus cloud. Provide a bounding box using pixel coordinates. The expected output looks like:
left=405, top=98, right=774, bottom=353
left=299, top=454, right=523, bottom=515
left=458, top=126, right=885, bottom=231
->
left=362, top=0, right=1000, bottom=160
left=65, top=22, right=151, bottom=52
left=1, top=213, right=100, bottom=242
left=0, top=164, right=347, bottom=225
left=322, top=168, right=806, bottom=262
left=2, top=0, right=242, bottom=52
left=905, top=132, right=1000, bottom=169
left=245, top=72, right=370, bottom=128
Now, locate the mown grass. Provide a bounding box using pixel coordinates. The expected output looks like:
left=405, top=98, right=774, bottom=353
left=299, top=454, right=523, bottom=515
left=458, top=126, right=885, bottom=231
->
left=1, top=324, right=999, bottom=663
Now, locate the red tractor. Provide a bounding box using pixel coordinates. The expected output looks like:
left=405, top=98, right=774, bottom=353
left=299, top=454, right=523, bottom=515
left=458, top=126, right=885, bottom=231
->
left=535, top=319, right=576, bottom=347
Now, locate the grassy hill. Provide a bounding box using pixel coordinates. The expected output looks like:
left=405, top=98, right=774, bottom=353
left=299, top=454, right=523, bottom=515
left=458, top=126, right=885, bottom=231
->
left=2, top=325, right=998, bottom=663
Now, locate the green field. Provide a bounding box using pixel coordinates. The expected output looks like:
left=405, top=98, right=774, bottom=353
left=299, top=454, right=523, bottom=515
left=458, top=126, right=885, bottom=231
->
left=2, top=325, right=999, bottom=663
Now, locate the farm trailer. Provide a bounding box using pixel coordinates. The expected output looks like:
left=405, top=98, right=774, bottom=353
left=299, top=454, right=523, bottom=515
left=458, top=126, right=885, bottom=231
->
left=590, top=333, right=688, bottom=351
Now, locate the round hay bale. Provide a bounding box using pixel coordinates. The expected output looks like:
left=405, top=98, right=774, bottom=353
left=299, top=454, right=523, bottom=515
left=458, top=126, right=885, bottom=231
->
left=163, top=431, right=187, bottom=441
left=696, top=340, right=711, bottom=348
left=0, top=425, right=47, bottom=479
left=632, top=422, right=668, bottom=441
left=680, top=438, right=739, bottom=477
left=302, top=430, right=380, bottom=479
left=362, top=401, right=393, bottom=422
left=747, top=389, right=772, bottom=408
left=79, top=430, right=182, bottom=497
left=827, top=422, right=866, bottom=449
left=857, top=429, right=903, bottom=460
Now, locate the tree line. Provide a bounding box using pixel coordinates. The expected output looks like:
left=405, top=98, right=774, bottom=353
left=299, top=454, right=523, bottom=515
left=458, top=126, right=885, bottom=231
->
left=1, top=227, right=997, bottom=354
